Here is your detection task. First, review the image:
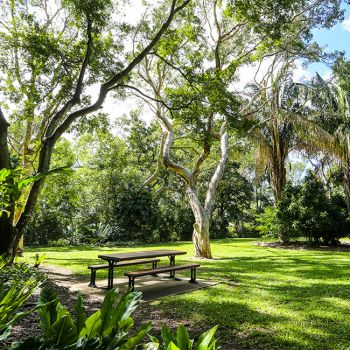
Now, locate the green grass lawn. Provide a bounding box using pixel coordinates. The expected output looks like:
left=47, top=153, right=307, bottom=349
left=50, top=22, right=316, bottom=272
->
left=20, top=239, right=350, bottom=350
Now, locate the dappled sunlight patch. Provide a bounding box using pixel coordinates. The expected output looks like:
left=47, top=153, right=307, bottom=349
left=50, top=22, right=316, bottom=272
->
left=19, top=239, right=350, bottom=349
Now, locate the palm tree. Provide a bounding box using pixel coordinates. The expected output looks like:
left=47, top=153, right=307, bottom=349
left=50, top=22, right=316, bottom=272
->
left=311, top=74, right=350, bottom=210
left=244, top=65, right=335, bottom=203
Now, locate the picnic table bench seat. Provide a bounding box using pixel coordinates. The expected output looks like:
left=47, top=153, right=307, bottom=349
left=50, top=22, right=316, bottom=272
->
left=88, top=258, right=160, bottom=287
left=125, top=263, right=200, bottom=291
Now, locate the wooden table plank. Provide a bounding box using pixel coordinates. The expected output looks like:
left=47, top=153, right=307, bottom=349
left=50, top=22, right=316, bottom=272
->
left=98, top=249, right=186, bottom=261
left=97, top=249, right=187, bottom=289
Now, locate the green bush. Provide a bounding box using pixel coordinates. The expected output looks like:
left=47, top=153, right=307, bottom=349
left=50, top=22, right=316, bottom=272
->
left=0, top=259, right=45, bottom=342
left=255, top=206, right=282, bottom=240
left=257, top=172, right=350, bottom=245
left=8, top=285, right=219, bottom=350
left=113, top=187, right=161, bottom=242
left=47, top=238, right=69, bottom=247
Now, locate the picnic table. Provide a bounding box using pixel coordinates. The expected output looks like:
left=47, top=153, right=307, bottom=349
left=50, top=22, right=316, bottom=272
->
left=97, top=249, right=188, bottom=289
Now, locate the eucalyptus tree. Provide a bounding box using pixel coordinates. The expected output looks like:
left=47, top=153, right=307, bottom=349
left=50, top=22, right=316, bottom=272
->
left=123, top=0, right=344, bottom=258
left=0, top=0, right=190, bottom=257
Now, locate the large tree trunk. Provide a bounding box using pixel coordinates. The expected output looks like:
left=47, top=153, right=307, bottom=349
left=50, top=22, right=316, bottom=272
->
left=187, top=186, right=212, bottom=259
left=14, top=139, right=55, bottom=254
left=270, top=153, right=287, bottom=203
left=193, top=220, right=211, bottom=258
left=0, top=108, right=16, bottom=256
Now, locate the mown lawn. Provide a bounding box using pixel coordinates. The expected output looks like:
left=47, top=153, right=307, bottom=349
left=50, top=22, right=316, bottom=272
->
left=20, top=239, right=350, bottom=350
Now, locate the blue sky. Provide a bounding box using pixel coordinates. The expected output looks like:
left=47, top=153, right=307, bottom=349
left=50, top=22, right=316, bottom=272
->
left=308, top=3, right=350, bottom=76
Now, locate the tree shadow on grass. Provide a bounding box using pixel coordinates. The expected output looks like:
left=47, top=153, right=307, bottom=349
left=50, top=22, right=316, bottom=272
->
left=155, top=252, right=350, bottom=349
left=29, top=241, right=350, bottom=349
left=158, top=279, right=350, bottom=349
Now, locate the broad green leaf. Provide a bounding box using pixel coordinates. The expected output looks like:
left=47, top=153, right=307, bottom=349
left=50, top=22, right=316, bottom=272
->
left=98, top=288, right=119, bottom=337
left=161, top=324, right=175, bottom=349
left=108, top=291, right=142, bottom=334
left=143, top=342, right=160, bottom=350
left=79, top=310, right=102, bottom=340
left=195, top=326, right=218, bottom=350
left=167, top=342, right=181, bottom=350
left=176, top=325, right=192, bottom=350
left=119, top=322, right=152, bottom=350
left=75, top=292, right=87, bottom=334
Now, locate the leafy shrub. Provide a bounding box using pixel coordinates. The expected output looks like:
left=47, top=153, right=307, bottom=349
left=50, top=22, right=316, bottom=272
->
left=47, top=238, right=69, bottom=247
left=0, top=259, right=45, bottom=342
left=114, top=187, right=161, bottom=242
left=257, top=172, right=350, bottom=244
left=0, top=262, right=45, bottom=289
left=157, top=324, right=218, bottom=350
left=8, top=285, right=219, bottom=350
left=9, top=286, right=149, bottom=349
left=255, top=206, right=282, bottom=239
left=34, top=253, right=47, bottom=268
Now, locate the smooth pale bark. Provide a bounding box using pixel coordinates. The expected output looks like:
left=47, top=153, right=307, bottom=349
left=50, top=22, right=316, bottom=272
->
left=155, top=111, right=228, bottom=258
left=188, top=186, right=212, bottom=258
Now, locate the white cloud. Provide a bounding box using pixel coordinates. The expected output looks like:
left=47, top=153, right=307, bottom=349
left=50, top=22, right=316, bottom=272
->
left=231, top=58, right=313, bottom=93
left=342, top=17, right=350, bottom=32
left=321, top=70, right=333, bottom=82
left=292, top=61, right=312, bottom=83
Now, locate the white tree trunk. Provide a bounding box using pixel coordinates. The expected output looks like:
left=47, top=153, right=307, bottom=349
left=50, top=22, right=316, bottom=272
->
left=187, top=186, right=212, bottom=258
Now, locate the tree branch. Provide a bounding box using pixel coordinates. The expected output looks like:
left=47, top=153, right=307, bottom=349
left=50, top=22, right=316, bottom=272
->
left=50, top=0, right=190, bottom=142
left=46, top=15, right=93, bottom=138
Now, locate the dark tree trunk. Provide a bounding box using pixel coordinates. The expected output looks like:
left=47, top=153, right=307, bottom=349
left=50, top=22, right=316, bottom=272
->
left=270, top=155, right=287, bottom=204
left=0, top=108, right=10, bottom=169
left=16, top=139, right=55, bottom=238
left=0, top=108, right=16, bottom=256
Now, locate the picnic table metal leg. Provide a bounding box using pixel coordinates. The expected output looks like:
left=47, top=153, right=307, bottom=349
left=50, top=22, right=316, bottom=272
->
left=190, top=267, right=197, bottom=283
left=89, top=269, right=97, bottom=288
left=169, top=255, right=175, bottom=278
left=108, top=261, right=114, bottom=289
left=128, top=276, right=135, bottom=291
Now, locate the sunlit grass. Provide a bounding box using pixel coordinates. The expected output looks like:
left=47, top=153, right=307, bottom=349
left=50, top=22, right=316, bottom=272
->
left=20, top=239, right=350, bottom=349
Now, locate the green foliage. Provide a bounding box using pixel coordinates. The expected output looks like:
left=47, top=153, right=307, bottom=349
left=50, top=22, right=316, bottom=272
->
left=0, top=167, right=71, bottom=219
left=158, top=324, right=218, bottom=350
left=212, top=161, right=254, bottom=238
left=0, top=260, right=44, bottom=342
left=256, top=206, right=281, bottom=239
left=257, top=171, right=350, bottom=244
left=114, top=187, right=161, bottom=242
left=0, top=167, right=36, bottom=218
left=7, top=283, right=219, bottom=350
left=10, top=286, right=149, bottom=349
left=34, top=253, right=47, bottom=268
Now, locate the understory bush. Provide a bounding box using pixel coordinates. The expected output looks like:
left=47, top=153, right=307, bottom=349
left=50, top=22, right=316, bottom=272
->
left=257, top=172, right=350, bottom=245
left=0, top=258, right=45, bottom=342
left=3, top=283, right=218, bottom=350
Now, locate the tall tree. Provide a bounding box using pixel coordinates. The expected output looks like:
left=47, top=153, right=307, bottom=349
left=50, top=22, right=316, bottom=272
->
left=311, top=71, right=350, bottom=210
left=0, top=0, right=190, bottom=257
left=126, top=0, right=344, bottom=257
left=245, top=62, right=338, bottom=203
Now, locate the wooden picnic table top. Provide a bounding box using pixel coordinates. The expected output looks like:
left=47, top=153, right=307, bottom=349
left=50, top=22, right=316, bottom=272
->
left=98, top=249, right=187, bottom=262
